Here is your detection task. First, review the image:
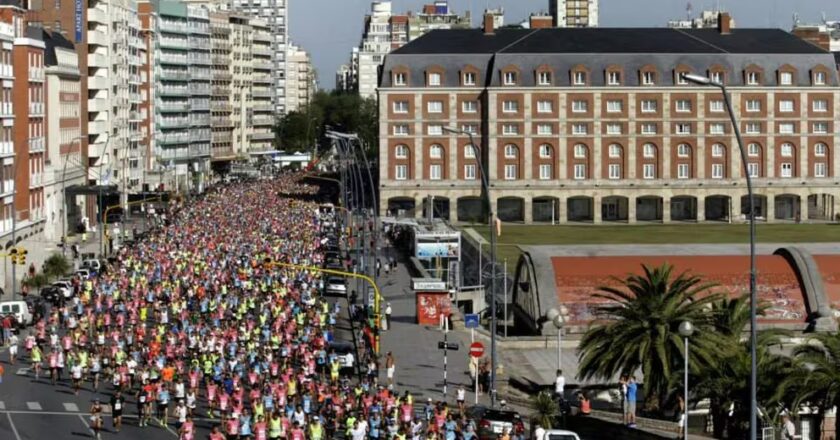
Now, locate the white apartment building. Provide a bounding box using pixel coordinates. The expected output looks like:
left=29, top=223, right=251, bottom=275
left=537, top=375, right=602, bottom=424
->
left=230, top=0, right=288, bottom=116
left=356, top=1, right=394, bottom=99
left=249, top=18, right=275, bottom=152
left=668, top=9, right=736, bottom=29
left=210, top=12, right=234, bottom=164
left=187, top=5, right=211, bottom=192
left=0, top=21, right=13, bottom=236
left=228, top=14, right=254, bottom=157
left=285, top=42, right=316, bottom=113
left=549, top=0, right=598, bottom=27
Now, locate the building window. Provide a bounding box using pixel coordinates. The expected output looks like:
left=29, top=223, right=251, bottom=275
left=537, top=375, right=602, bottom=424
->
left=813, top=122, right=829, bottom=134
left=427, top=101, right=443, bottom=113
left=813, top=99, right=828, bottom=112
left=712, top=144, right=725, bottom=157
left=393, top=125, right=409, bottom=136
left=779, top=99, right=794, bottom=112
left=608, top=163, right=621, bottom=179
left=677, top=163, right=690, bottom=179
left=709, top=123, right=725, bottom=135
left=779, top=123, right=795, bottom=134
left=606, top=100, right=623, bottom=113
left=461, top=124, right=478, bottom=134
left=537, top=100, right=553, bottom=113
left=606, top=123, right=622, bottom=135
left=748, top=162, right=759, bottom=177
left=395, top=165, right=407, bottom=180
left=642, top=163, right=655, bottom=179
left=539, top=164, right=552, bottom=180
left=504, top=164, right=517, bottom=180
left=710, top=71, right=725, bottom=84
left=780, top=143, right=793, bottom=157
left=537, top=124, right=553, bottom=135
left=745, top=99, right=761, bottom=112
left=539, top=144, right=553, bottom=158
left=427, top=125, right=443, bottom=135
left=779, top=71, right=793, bottom=85
left=464, top=144, right=477, bottom=158
left=464, top=164, right=476, bottom=180
left=428, top=72, right=441, bottom=86
left=503, top=71, right=517, bottom=85
left=745, top=122, right=761, bottom=134
left=502, top=100, right=519, bottom=113
left=643, top=143, right=656, bottom=158
left=607, top=71, right=620, bottom=85
left=748, top=143, right=760, bottom=157
left=393, top=101, right=409, bottom=113
left=675, top=99, right=692, bottom=112
left=640, top=100, right=657, bottom=113
left=463, top=72, right=476, bottom=86
left=676, top=71, right=689, bottom=85
left=815, top=162, right=827, bottom=177
left=571, top=100, right=588, bottom=113
left=573, top=144, right=587, bottom=158
left=746, top=71, right=760, bottom=85
left=572, top=71, right=586, bottom=85
left=608, top=144, right=622, bottom=158
left=814, top=71, right=827, bottom=85
left=573, top=164, right=586, bottom=180
left=815, top=143, right=827, bottom=157
left=395, top=145, right=408, bottom=158
left=677, top=144, right=690, bottom=157
left=641, top=71, right=655, bottom=85
left=712, top=163, right=724, bottom=179
left=675, top=123, right=691, bottom=135
left=709, top=100, right=724, bottom=113
left=537, top=71, right=551, bottom=85
left=462, top=101, right=477, bottom=113
left=429, top=144, right=443, bottom=159
left=641, top=123, right=657, bottom=135
left=502, top=124, right=519, bottom=135
left=393, top=72, right=407, bottom=86
left=780, top=162, right=792, bottom=178
left=572, top=123, right=588, bottom=135
left=504, top=144, right=518, bottom=158
left=430, top=164, right=442, bottom=180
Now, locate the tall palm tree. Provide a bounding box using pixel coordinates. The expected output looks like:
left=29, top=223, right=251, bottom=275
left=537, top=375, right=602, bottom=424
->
left=577, top=263, right=723, bottom=411
left=785, top=332, right=840, bottom=439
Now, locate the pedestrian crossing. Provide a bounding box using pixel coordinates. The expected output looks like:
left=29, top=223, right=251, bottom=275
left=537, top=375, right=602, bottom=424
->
left=0, top=400, right=103, bottom=414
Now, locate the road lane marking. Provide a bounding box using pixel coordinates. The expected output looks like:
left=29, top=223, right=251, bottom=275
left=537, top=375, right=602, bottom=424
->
left=77, top=414, right=96, bottom=438
left=26, top=402, right=41, bottom=411
left=0, top=401, right=5, bottom=410
left=6, top=413, right=22, bottom=440
left=63, top=403, right=79, bottom=412
left=15, top=368, right=29, bottom=376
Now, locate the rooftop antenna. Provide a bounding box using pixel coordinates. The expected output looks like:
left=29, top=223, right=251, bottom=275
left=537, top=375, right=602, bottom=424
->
left=686, top=1, right=693, bottom=20
left=792, top=12, right=799, bottom=28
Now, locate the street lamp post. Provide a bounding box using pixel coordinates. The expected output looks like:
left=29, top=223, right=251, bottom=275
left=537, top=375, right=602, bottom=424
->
left=683, top=73, right=758, bottom=440
left=679, top=320, right=695, bottom=440
left=546, top=306, right=569, bottom=377
left=442, top=126, right=498, bottom=407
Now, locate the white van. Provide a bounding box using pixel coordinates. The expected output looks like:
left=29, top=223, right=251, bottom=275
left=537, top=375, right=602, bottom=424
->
left=0, top=300, right=33, bottom=328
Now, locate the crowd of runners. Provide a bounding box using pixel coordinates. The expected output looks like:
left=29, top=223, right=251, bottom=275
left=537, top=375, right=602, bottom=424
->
left=6, top=173, right=511, bottom=440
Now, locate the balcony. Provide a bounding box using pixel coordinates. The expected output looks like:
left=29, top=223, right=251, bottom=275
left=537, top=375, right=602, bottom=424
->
left=159, top=20, right=188, bottom=34
left=0, top=141, right=13, bottom=157
left=89, top=120, right=107, bottom=134
left=191, top=70, right=212, bottom=80
left=188, top=23, right=210, bottom=35
left=29, top=102, right=44, bottom=116
left=158, top=117, right=190, bottom=128
left=189, top=40, right=211, bottom=51
left=158, top=87, right=190, bottom=97
left=252, top=74, right=272, bottom=84
left=251, top=131, right=275, bottom=141
left=0, top=63, right=11, bottom=79
left=157, top=102, right=190, bottom=113
left=215, top=72, right=232, bottom=81
left=88, top=98, right=109, bottom=112
left=28, top=137, right=45, bottom=153
left=212, top=116, right=232, bottom=126
left=158, top=70, right=189, bottom=81
left=0, top=102, right=12, bottom=117
left=252, top=116, right=274, bottom=126
left=210, top=102, right=231, bottom=112
left=252, top=104, right=273, bottom=112
left=158, top=54, right=188, bottom=65
left=130, top=111, right=143, bottom=121
left=158, top=134, right=191, bottom=145
left=88, top=7, right=108, bottom=25
left=130, top=37, right=144, bottom=49
left=212, top=133, right=232, bottom=144
left=188, top=54, right=212, bottom=65
left=252, top=60, right=274, bottom=70
left=252, top=47, right=272, bottom=57
left=88, top=75, right=108, bottom=90
left=190, top=115, right=210, bottom=126
left=29, top=173, right=43, bottom=188
left=129, top=55, right=142, bottom=66
left=251, top=89, right=272, bottom=98
left=253, top=32, right=271, bottom=42
left=190, top=131, right=211, bottom=143
left=159, top=38, right=189, bottom=50
left=191, top=100, right=210, bottom=111
left=130, top=93, right=142, bottom=103
left=189, top=145, right=211, bottom=157
left=88, top=30, right=108, bottom=46
left=88, top=53, right=108, bottom=68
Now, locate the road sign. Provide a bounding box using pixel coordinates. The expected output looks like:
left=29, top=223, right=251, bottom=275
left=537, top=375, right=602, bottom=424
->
left=469, top=341, right=485, bottom=358
left=438, top=341, right=459, bottom=350
left=464, top=313, right=480, bottom=329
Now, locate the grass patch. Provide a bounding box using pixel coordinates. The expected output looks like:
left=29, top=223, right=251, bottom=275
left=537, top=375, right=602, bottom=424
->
left=467, top=223, right=840, bottom=272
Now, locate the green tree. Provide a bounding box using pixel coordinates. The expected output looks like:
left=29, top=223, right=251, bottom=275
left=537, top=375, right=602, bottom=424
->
left=531, top=391, right=560, bottom=429
left=783, top=333, right=840, bottom=439
left=22, top=273, right=49, bottom=289
left=42, top=253, right=71, bottom=280
left=577, top=264, right=724, bottom=411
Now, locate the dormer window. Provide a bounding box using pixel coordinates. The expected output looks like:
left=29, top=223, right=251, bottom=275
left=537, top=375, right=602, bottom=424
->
left=710, top=71, right=725, bottom=84
left=503, top=71, right=517, bottom=85
left=428, top=72, right=441, bottom=86
left=463, top=71, right=476, bottom=86
left=607, top=71, right=620, bottom=86
left=537, top=71, right=551, bottom=86
left=572, top=71, right=586, bottom=85
left=814, top=71, right=827, bottom=85
left=641, top=71, right=655, bottom=85
left=746, top=71, right=760, bottom=85
left=779, top=71, right=793, bottom=85
left=393, top=72, right=407, bottom=86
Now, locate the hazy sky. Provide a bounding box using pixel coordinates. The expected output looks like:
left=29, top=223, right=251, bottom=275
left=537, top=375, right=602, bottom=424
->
left=289, top=0, right=840, bottom=90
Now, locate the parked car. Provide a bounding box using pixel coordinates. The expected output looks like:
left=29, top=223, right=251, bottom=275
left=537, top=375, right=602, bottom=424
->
left=40, top=286, right=62, bottom=304
left=0, top=300, right=33, bottom=328
left=466, top=406, right=525, bottom=440
left=330, top=340, right=356, bottom=370
left=81, top=258, right=102, bottom=274
left=324, top=276, right=347, bottom=297
left=52, top=280, right=74, bottom=299
left=542, top=430, right=581, bottom=440
left=74, top=268, right=91, bottom=279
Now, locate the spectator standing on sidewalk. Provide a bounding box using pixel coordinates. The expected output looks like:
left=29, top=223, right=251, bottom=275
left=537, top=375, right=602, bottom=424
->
left=385, top=351, right=396, bottom=390
left=385, top=303, right=392, bottom=329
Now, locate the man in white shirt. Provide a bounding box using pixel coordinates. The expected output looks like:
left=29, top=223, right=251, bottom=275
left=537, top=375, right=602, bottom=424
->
left=555, top=369, right=565, bottom=400
left=534, top=424, right=546, bottom=440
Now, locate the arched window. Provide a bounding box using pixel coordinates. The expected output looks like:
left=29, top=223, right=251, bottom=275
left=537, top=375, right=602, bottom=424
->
left=429, top=144, right=443, bottom=159
left=711, top=143, right=725, bottom=157
left=504, top=144, right=518, bottom=158
left=814, top=143, right=827, bottom=157
left=748, top=143, right=761, bottom=157
left=395, top=145, right=408, bottom=159
left=642, top=143, right=657, bottom=158
left=677, top=143, right=691, bottom=157
left=608, top=144, right=622, bottom=158
left=464, top=144, right=476, bottom=158
left=780, top=143, right=794, bottom=157
left=573, top=144, right=588, bottom=158
left=538, top=144, right=553, bottom=158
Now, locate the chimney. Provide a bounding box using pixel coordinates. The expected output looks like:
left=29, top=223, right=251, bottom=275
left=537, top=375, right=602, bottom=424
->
left=483, top=13, right=495, bottom=35
left=529, top=15, right=552, bottom=29
left=718, top=12, right=731, bottom=34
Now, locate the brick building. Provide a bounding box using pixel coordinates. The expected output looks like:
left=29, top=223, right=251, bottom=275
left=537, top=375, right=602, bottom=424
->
left=378, top=16, right=840, bottom=224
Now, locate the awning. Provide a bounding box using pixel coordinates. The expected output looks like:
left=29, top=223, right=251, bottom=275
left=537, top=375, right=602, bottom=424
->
left=65, top=184, right=120, bottom=196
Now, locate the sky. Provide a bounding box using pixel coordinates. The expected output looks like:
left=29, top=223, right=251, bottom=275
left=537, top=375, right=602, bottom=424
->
left=289, top=0, right=840, bottom=90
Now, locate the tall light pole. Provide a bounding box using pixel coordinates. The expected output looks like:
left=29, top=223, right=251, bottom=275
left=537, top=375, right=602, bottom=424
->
left=547, top=306, right=569, bottom=376
left=679, top=320, right=695, bottom=440
left=442, top=126, right=498, bottom=407
left=684, top=73, right=757, bottom=440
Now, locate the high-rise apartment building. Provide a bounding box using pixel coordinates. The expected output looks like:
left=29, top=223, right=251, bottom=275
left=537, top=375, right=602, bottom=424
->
left=792, top=19, right=840, bottom=52
left=187, top=5, right=211, bottom=192
left=407, top=1, right=470, bottom=41
left=228, top=14, right=254, bottom=157
left=0, top=19, right=13, bottom=237
left=210, top=11, right=233, bottom=165
left=285, top=42, right=316, bottom=113
left=378, top=18, right=840, bottom=224
left=250, top=17, right=275, bottom=152
left=549, top=0, right=598, bottom=27
left=230, top=0, right=287, bottom=116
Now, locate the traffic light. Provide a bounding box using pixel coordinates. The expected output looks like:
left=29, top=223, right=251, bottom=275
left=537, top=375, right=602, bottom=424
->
left=18, top=248, right=27, bottom=265
left=8, top=247, right=17, bottom=264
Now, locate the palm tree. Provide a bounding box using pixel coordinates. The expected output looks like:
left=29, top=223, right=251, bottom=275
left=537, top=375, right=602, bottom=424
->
left=577, top=263, right=723, bottom=411
left=784, top=332, right=840, bottom=439
left=531, top=391, right=559, bottom=429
